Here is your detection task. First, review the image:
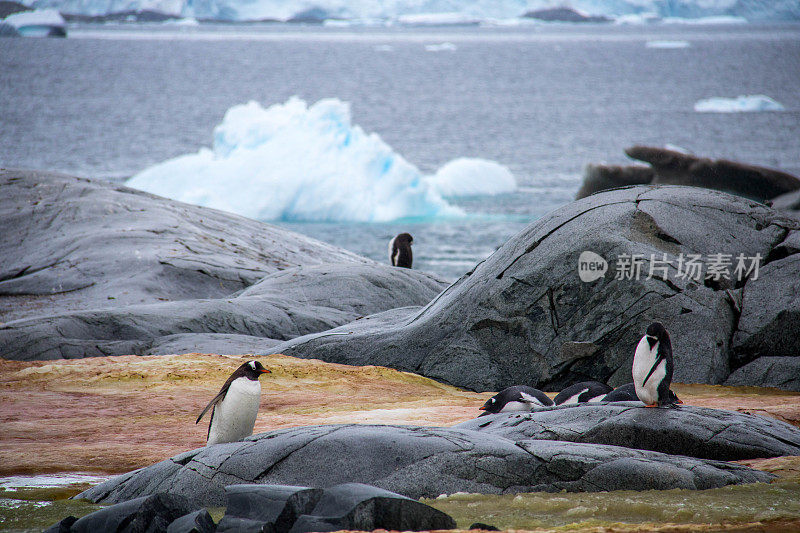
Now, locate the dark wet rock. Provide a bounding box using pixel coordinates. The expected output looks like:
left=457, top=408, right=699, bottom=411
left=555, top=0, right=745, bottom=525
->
left=43, top=516, right=77, bottom=533
left=456, top=404, right=800, bottom=461
left=216, top=484, right=321, bottom=533
left=271, top=186, right=800, bottom=391
left=287, top=483, right=456, bottom=532
left=0, top=171, right=446, bottom=360
left=725, top=357, right=800, bottom=392
left=576, top=146, right=800, bottom=202
left=66, top=493, right=198, bottom=533
left=469, top=524, right=500, bottom=531
left=76, top=423, right=772, bottom=506
left=523, top=7, right=611, bottom=23
left=731, top=254, right=800, bottom=367
left=167, top=509, right=216, bottom=533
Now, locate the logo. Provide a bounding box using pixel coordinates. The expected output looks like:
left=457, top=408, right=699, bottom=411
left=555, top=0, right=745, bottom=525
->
left=578, top=251, right=608, bottom=282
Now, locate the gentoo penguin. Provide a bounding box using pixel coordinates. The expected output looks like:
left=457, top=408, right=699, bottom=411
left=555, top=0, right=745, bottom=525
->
left=196, top=360, right=270, bottom=445
left=553, top=381, right=613, bottom=405
left=479, top=386, right=553, bottom=416
left=389, top=233, right=413, bottom=268
left=603, top=382, right=682, bottom=404
left=632, top=322, right=677, bottom=407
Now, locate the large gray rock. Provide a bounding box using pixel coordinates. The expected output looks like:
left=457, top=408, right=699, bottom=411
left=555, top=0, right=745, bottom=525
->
left=725, top=356, right=800, bottom=391
left=0, top=170, right=366, bottom=322
left=271, top=186, right=800, bottom=391
left=577, top=146, right=800, bottom=202
left=456, top=404, right=800, bottom=460
left=76, top=423, right=772, bottom=507
left=0, top=171, right=447, bottom=360
left=55, top=493, right=198, bottom=533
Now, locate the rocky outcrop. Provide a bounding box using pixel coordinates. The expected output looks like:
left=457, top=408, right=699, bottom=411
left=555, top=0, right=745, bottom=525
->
left=577, top=146, right=800, bottom=202
left=523, top=7, right=611, bottom=23
left=0, top=171, right=447, bottom=360
left=271, top=186, right=800, bottom=391
left=456, top=404, right=800, bottom=460
left=725, top=357, right=800, bottom=392
left=77, top=420, right=773, bottom=507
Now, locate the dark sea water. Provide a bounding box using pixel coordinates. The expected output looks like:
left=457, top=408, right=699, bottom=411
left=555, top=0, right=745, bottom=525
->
left=2, top=23, right=799, bottom=279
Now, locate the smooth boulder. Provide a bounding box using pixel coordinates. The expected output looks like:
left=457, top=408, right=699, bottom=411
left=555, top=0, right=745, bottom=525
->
left=76, top=423, right=772, bottom=506
left=456, top=404, right=800, bottom=460
left=271, top=186, right=800, bottom=391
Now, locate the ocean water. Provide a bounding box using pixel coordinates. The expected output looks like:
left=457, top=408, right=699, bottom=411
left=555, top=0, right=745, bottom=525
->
left=2, top=23, right=799, bottom=280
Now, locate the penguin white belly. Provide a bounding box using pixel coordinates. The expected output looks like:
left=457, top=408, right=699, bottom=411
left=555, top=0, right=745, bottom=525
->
left=560, top=388, right=589, bottom=405
left=207, top=378, right=261, bottom=446
left=388, top=237, right=398, bottom=266
left=499, top=400, right=532, bottom=413
left=632, top=339, right=665, bottom=405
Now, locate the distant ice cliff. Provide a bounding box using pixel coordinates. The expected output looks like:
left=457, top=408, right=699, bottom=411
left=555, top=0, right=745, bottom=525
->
left=18, top=0, right=800, bottom=22
left=127, top=98, right=516, bottom=222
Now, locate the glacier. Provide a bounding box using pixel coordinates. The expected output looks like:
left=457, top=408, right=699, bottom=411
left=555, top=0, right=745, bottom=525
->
left=694, top=95, right=786, bottom=113
left=126, top=98, right=516, bottom=223
left=17, top=0, right=800, bottom=22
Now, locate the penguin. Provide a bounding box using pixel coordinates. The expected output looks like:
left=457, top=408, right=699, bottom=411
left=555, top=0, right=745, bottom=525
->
left=196, top=360, right=271, bottom=445
left=603, top=382, right=682, bottom=404
left=479, top=386, right=553, bottom=416
left=389, top=233, right=413, bottom=268
left=553, top=381, right=613, bottom=405
left=632, top=322, right=677, bottom=407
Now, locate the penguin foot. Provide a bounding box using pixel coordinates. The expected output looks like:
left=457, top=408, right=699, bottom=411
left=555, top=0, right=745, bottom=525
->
left=644, top=403, right=659, bottom=408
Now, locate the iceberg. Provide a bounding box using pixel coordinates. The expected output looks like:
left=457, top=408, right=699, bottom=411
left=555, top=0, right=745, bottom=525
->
left=694, top=95, right=785, bottom=113
left=428, top=158, right=517, bottom=197
left=3, top=8, right=66, bottom=36
left=128, top=98, right=518, bottom=222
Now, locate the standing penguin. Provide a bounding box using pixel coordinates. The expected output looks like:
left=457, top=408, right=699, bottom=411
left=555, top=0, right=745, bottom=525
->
left=196, top=360, right=270, bottom=445
left=389, top=233, right=413, bottom=268
left=632, top=322, right=677, bottom=408
left=479, top=385, right=553, bottom=416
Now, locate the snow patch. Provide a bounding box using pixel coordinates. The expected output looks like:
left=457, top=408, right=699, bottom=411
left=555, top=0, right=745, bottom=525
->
left=128, top=98, right=511, bottom=222
left=0, top=473, right=112, bottom=489
left=428, top=158, right=516, bottom=197
left=694, top=95, right=785, bottom=113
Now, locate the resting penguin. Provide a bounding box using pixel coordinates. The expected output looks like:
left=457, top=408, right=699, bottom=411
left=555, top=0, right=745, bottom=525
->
left=632, top=322, right=678, bottom=407
left=196, top=360, right=270, bottom=445
left=553, top=381, right=613, bottom=405
left=479, top=386, right=553, bottom=416
left=389, top=232, right=413, bottom=268
left=602, top=382, right=682, bottom=404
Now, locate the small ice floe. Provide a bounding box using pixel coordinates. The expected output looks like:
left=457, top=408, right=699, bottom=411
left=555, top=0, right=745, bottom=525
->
left=424, top=42, right=457, bottom=52
left=163, top=17, right=200, bottom=26
left=694, top=95, right=785, bottom=113
left=664, top=143, right=692, bottom=154
left=0, top=473, right=112, bottom=489
left=646, top=40, right=690, bottom=49
left=373, top=44, right=394, bottom=52
left=398, top=12, right=478, bottom=26
left=427, top=158, right=517, bottom=197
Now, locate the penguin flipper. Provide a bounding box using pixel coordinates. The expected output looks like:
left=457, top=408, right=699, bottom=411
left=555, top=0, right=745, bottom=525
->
left=196, top=390, right=225, bottom=424
left=642, top=352, right=666, bottom=387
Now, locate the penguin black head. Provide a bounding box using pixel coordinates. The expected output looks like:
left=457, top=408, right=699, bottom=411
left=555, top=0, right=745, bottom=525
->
left=239, top=360, right=271, bottom=380
left=645, top=322, right=669, bottom=350
left=396, top=233, right=413, bottom=245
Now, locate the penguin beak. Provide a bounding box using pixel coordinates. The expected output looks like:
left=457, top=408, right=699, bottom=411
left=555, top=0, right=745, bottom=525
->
left=478, top=405, right=487, bottom=410
left=260, top=369, right=271, bottom=374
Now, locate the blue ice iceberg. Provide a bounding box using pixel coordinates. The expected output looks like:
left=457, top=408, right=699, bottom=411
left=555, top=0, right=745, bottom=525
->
left=694, top=95, right=785, bottom=113
left=127, top=98, right=516, bottom=222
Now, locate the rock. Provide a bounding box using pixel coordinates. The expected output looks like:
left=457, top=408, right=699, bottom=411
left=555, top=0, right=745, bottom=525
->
left=288, top=483, right=456, bottom=532
left=76, top=423, right=772, bottom=506
left=523, top=7, right=611, bottom=23
left=66, top=493, right=199, bottom=533
left=469, top=524, right=500, bottom=531
left=576, top=164, right=653, bottom=199
left=576, top=147, right=800, bottom=202
left=0, top=171, right=447, bottom=360
left=166, top=509, right=216, bottom=533
left=43, top=516, right=77, bottom=533
left=731, top=254, right=800, bottom=367
left=216, top=484, right=322, bottom=533
left=771, top=189, right=800, bottom=213
left=725, top=357, right=800, bottom=392
left=456, top=404, right=800, bottom=460
left=271, top=186, right=800, bottom=391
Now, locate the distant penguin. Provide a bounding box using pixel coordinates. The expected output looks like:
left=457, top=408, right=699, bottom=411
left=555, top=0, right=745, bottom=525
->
left=632, top=322, right=677, bottom=407
left=479, top=386, right=553, bottom=416
left=389, top=233, right=413, bottom=268
left=603, top=382, right=682, bottom=404
left=553, top=381, right=613, bottom=405
left=196, top=360, right=271, bottom=445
